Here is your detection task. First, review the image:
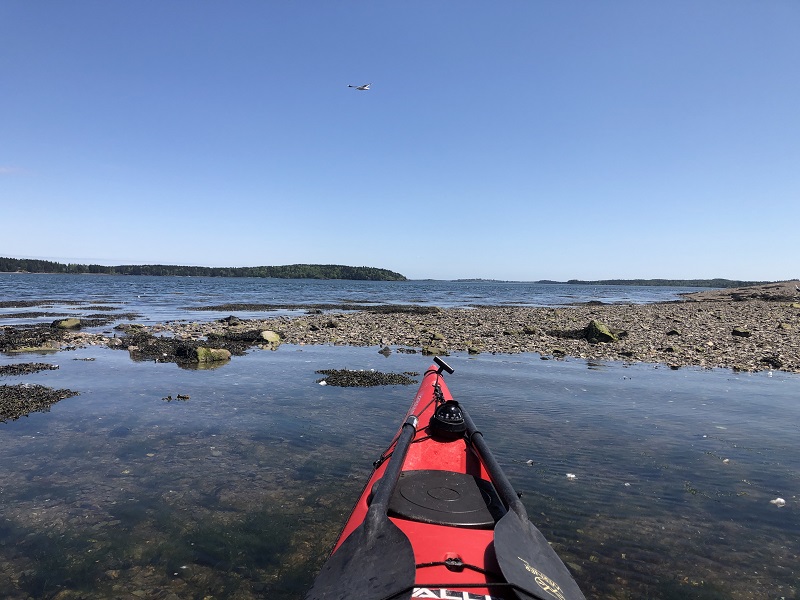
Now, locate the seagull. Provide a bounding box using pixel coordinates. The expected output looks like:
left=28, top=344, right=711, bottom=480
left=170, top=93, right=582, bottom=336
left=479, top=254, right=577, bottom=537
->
left=348, top=83, right=371, bottom=90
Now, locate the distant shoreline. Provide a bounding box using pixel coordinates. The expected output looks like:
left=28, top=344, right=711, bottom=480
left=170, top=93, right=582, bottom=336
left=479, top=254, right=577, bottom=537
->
left=0, top=264, right=781, bottom=289
left=0, top=258, right=406, bottom=282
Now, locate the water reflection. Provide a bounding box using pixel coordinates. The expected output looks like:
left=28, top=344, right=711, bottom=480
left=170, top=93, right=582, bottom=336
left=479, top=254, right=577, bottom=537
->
left=1, top=347, right=798, bottom=599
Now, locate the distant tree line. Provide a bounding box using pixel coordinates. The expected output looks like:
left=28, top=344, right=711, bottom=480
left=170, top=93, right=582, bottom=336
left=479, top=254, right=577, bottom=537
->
left=561, top=278, right=771, bottom=288
left=0, top=257, right=407, bottom=281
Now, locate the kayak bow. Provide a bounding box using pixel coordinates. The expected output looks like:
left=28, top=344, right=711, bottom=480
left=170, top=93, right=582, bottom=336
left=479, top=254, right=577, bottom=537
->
left=306, top=357, right=586, bottom=600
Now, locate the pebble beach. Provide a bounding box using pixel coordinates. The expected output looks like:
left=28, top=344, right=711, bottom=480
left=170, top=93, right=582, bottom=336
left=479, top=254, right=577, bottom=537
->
left=56, top=280, right=800, bottom=374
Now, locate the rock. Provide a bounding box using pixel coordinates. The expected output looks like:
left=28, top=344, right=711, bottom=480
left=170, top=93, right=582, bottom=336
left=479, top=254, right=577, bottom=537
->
left=666, top=329, right=681, bottom=336
left=422, top=345, right=447, bottom=356
left=584, top=319, right=618, bottom=343
left=731, top=327, right=752, bottom=338
left=315, top=369, right=418, bottom=387
left=1, top=384, right=79, bottom=422
left=761, top=355, right=783, bottom=369
left=522, top=325, right=538, bottom=335
left=220, top=315, right=242, bottom=325
left=194, top=347, right=231, bottom=363
left=260, top=330, right=281, bottom=344
left=0, top=363, right=59, bottom=376
left=467, top=345, right=481, bottom=354
left=52, top=318, right=81, bottom=329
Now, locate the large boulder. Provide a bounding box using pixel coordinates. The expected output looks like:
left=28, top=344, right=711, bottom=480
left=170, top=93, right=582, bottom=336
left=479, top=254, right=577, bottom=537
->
left=194, top=347, right=232, bottom=363
left=260, top=330, right=281, bottom=344
left=422, top=345, right=447, bottom=356
left=52, top=318, right=81, bottom=329
left=260, top=330, right=281, bottom=350
left=584, top=319, right=618, bottom=343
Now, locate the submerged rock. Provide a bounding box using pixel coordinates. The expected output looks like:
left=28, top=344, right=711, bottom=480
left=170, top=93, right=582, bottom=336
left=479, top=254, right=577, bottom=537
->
left=0, top=383, right=79, bottom=422
left=0, top=363, right=59, bottom=377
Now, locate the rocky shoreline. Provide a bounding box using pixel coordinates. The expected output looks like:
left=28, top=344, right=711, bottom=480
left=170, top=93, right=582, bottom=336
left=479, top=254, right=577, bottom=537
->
left=18, top=280, right=794, bottom=375
left=2, top=281, right=799, bottom=376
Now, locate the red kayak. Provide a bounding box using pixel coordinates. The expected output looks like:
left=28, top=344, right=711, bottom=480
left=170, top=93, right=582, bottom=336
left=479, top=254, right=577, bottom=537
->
left=307, top=358, right=586, bottom=600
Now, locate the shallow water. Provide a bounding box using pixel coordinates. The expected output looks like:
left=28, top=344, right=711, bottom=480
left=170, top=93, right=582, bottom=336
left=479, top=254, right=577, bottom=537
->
left=0, top=273, right=706, bottom=326
left=1, top=346, right=798, bottom=599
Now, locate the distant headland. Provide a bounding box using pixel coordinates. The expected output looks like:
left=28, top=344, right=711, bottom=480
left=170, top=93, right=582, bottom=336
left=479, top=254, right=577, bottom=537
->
left=0, top=257, right=407, bottom=281
left=556, top=278, right=772, bottom=288
left=455, top=278, right=771, bottom=288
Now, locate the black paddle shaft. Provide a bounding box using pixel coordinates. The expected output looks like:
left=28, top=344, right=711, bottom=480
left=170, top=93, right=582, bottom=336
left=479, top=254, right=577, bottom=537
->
left=305, top=415, right=419, bottom=600
left=369, top=415, right=419, bottom=518
left=460, top=408, right=527, bottom=519
left=461, top=406, right=587, bottom=600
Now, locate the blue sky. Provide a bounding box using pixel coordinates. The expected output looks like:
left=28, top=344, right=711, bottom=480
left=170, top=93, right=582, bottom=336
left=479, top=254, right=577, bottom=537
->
left=2, top=1, right=798, bottom=281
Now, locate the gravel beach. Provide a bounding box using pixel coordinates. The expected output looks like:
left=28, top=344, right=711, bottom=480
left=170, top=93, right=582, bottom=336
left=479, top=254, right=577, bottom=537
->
left=53, top=280, right=800, bottom=374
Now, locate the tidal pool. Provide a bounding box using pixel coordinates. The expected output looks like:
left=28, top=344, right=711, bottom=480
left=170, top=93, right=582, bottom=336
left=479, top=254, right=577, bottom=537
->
left=1, top=346, right=798, bottom=599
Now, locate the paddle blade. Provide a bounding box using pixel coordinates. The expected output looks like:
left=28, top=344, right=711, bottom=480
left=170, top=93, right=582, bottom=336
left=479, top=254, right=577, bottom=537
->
left=305, top=518, right=416, bottom=600
left=494, top=510, right=586, bottom=600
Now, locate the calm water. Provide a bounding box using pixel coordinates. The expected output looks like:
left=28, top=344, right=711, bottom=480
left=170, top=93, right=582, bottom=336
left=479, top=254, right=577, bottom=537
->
left=1, top=275, right=798, bottom=599
left=0, top=273, right=704, bottom=324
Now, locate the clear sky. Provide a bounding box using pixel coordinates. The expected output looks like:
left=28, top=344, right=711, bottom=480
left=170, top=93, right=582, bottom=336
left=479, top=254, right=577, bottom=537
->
left=2, top=1, right=798, bottom=281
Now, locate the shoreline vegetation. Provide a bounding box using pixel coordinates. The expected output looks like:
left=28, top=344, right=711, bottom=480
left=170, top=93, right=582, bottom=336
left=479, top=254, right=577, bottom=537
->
left=0, top=257, right=783, bottom=288
left=0, top=258, right=407, bottom=281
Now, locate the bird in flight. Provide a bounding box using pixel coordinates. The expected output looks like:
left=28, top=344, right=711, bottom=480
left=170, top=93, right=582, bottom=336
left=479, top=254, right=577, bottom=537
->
left=348, top=83, right=371, bottom=90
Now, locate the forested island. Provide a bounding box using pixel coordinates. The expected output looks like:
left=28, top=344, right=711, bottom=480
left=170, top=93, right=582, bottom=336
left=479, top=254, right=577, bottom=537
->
left=0, top=257, right=407, bottom=281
